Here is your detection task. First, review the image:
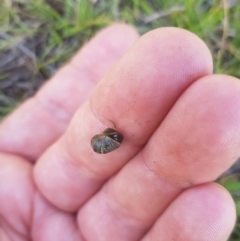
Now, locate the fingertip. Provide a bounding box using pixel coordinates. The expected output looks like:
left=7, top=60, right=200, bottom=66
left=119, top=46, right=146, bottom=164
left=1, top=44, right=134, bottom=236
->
left=179, top=183, right=236, bottom=240
left=140, top=27, right=213, bottom=75
left=70, top=22, right=139, bottom=69
left=184, top=183, right=236, bottom=225
left=103, top=22, right=139, bottom=40
left=143, top=182, right=236, bottom=241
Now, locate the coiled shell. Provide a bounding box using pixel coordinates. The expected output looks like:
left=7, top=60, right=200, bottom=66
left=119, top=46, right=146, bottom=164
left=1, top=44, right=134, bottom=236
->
left=91, top=128, right=124, bottom=154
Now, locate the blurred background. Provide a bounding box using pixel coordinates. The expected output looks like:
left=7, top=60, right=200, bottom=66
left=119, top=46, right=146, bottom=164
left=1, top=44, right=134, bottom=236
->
left=0, top=0, right=240, bottom=239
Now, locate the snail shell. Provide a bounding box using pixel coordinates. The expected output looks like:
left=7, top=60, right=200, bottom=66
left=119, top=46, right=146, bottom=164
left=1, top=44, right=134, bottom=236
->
left=91, top=128, right=124, bottom=154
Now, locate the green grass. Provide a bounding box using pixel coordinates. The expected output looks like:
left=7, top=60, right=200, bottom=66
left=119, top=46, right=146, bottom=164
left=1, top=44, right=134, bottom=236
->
left=0, top=0, right=240, bottom=239
left=219, top=174, right=240, bottom=240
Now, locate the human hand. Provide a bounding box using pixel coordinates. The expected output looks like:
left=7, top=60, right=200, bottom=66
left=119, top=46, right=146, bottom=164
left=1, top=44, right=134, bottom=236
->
left=0, top=24, right=238, bottom=241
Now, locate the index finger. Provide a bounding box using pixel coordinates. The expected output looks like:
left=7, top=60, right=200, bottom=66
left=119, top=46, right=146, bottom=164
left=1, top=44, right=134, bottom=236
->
left=34, top=27, right=213, bottom=211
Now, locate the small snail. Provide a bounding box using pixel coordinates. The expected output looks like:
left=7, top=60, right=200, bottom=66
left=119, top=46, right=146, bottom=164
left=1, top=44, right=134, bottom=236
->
left=91, top=128, right=124, bottom=154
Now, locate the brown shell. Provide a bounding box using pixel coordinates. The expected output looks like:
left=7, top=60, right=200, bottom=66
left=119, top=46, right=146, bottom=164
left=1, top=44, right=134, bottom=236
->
left=91, top=128, right=124, bottom=154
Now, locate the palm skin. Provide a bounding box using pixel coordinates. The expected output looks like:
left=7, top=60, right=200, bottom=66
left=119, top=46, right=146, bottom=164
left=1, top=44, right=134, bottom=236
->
left=0, top=24, right=238, bottom=241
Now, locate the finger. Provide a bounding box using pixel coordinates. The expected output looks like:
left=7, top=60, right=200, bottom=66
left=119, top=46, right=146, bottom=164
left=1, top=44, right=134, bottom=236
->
left=31, top=193, right=84, bottom=241
left=0, top=228, right=12, bottom=241
left=0, top=153, right=84, bottom=241
left=77, top=74, right=240, bottom=240
left=0, top=153, right=35, bottom=240
left=141, top=183, right=236, bottom=241
left=34, top=27, right=213, bottom=211
left=0, top=24, right=139, bottom=161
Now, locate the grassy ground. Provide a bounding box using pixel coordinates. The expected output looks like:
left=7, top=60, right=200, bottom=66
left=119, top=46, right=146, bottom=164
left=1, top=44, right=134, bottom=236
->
left=0, top=0, right=240, bottom=239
